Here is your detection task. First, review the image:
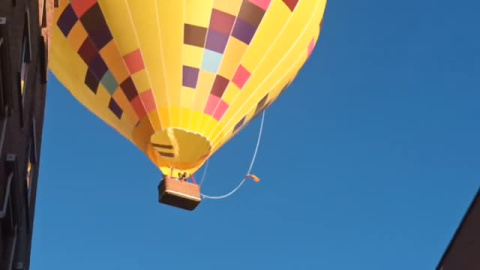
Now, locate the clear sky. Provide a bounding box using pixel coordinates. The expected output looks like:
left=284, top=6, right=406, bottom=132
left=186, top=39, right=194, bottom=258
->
left=31, top=0, right=480, bottom=269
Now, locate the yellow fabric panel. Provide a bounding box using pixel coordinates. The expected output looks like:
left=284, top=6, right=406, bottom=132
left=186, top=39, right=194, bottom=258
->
left=182, top=0, right=213, bottom=130
left=158, top=108, right=171, bottom=128
left=185, top=0, right=213, bottom=27
left=168, top=107, right=182, bottom=128
left=99, top=1, right=137, bottom=55
left=95, top=84, right=111, bottom=109
left=239, top=1, right=292, bottom=72
left=227, top=103, right=257, bottom=141
left=131, top=71, right=150, bottom=93
left=179, top=107, right=193, bottom=129
left=180, top=88, right=196, bottom=127
left=222, top=84, right=241, bottom=105
left=146, top=112, right=162, bottom=136
left=122, top=0, right=167, bottom=131
left=180, top=87, right=196, bottom=109
left=217, top=37, right=248, bottom=80
left=126, top=0, right=168, bottom=113
left=191, top=71, right=215, bottom=112
left=188, top=111, right=222, bottom=136
left=100, top=42, right=130, bottom=83
left=66, top=23, right=87, bottom=52
left=183, top=45, right=204, bottom=68
left=156, top=0, right=184, bottom=126
left=213, top=0, right=242, bottom=15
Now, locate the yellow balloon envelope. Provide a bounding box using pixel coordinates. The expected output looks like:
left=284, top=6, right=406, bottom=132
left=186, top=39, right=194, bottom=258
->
left=50, top=0, right=327, bottom=177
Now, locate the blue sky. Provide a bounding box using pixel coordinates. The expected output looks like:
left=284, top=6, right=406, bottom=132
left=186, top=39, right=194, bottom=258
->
left=31, top=0, right=480, bottom=269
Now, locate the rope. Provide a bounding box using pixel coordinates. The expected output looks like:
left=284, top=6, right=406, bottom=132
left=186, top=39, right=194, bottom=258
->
left=201, top=111, right=266, bottom=200
left=191, top=175, right=197, bottom=185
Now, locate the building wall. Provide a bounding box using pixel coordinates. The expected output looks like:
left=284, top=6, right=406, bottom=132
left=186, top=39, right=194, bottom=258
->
left=0, top=0, right=53, bottom=269
left=437, top=188, right=480, bottom=270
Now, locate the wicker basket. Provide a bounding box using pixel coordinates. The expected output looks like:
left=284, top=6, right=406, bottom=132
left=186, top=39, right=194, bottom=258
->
left=158, top=177, right=202, bottom=211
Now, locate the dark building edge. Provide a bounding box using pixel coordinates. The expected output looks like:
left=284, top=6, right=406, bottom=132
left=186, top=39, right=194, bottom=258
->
left=0, top=0, right=54, bottom=269
left=437, top=187, right=480, bottom=270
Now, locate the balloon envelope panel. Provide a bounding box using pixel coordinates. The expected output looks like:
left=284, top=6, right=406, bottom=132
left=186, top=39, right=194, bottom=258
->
left=51, top=0, right=327, bottom=176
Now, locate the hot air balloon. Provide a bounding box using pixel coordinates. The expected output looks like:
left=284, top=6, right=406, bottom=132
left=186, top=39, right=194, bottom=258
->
left=50, top=0, right=327, bottom=210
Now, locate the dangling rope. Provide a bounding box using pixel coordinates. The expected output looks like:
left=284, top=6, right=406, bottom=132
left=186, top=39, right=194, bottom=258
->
left=201, top=111, right=266, bottom=200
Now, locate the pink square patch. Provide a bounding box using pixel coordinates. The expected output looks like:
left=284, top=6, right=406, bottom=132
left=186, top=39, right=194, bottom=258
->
left=124, top=49, right=145, bottom=74
left=248, top=0, right=271, bottom=10
left=140, top=90, right=157, bottom=113
left=213, top=100, right=229, bottom=121
left=71, top=0, right=97, bottom=17
left=131, top=96, right=147, bottom=119
left=232, top=65, right=251, bottom=89
left=204, top=95, right=221, bottom=116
